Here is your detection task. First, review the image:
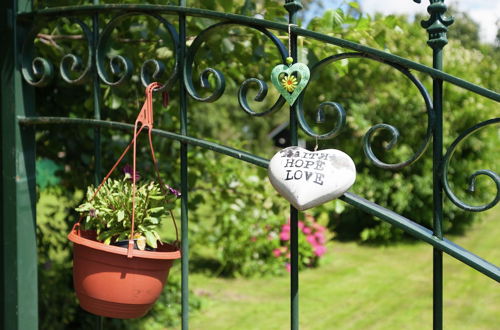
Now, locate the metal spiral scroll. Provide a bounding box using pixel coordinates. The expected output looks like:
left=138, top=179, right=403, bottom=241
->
left=184, top=22, right=287, bottom=114
left=296, top=52, right=433, bottom=170
left=442, top=118, right=500, bottom=212
left=96, top=12, right=179, bottom=91
left=22, top=19, right=93, bottom=87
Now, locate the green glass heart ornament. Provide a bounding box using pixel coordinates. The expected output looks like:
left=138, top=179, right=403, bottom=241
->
left=271, top=62, right=310, bottom=106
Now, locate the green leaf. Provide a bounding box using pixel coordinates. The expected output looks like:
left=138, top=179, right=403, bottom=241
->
left=152, top=230, right=162, bottom=242
left=75, top=202, right=93, bottom=212
left=155, top=46, right=173, bottom=59
left=117, top=210, right=125, bottom=222
left=148, top=207, right=164, bottom=213
left=136, top=236, right=146, bottom=250
left=144, top=217, right=159, bottom=225
left=145, top=231, right=157, bottom=249
left=348, top=1, right=360, bottom=9
left=109, top=93, right=122, bottom=110
left=36, top=158, right=62, bottom=189
left=164, top=202, right=176, bottom=210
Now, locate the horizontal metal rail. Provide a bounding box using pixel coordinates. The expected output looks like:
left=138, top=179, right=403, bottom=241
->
left=18, top=115, right=500, bottom=282
left=17, top=4, right=500, bottom=102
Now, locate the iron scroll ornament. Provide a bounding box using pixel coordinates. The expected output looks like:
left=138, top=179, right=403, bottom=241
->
left=295, top=52, right=433, bottom=170
left=21, top=13, right=179, bottom=91
left=441, top=118, right=500, bottom=212
left=22, top=18, right=93, bottom=87
left=96, top=12, right=179, bottom=91
left=183, top=21, right=288, bottom=115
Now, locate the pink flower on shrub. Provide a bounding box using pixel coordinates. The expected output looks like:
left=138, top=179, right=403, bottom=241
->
left=306, top=235, right=316, bottom=245
left=275, top=214, right=328, bottom=272
left=313, top=222, right=326, bottom=232
left=280, top=231, right=290, bottom=241
left=315, top=232, right=326, bottom=244
left=314, top=245, right=326, bottom=257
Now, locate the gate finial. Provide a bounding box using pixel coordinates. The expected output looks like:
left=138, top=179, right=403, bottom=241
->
left=420, top=0, right=454, bottom=50
left=284, top=0, right=303, bottom=16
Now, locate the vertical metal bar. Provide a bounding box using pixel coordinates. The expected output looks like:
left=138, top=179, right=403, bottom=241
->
left=284, top=1, right=302, bottom=329
left=179, top=0, right=190, bottom=329
left=1, top=0, right=38, bottom=329
left=431, top=48, right=444, bottom=330
left=421, top=2, right=453, bottom=329
left=289, top=203, right=299, bottom=330
left=92, top=0, right=102, bottom=185
left=92, top=1, right=103, bottom=328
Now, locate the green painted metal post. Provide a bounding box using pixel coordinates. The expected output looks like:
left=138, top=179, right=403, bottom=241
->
left=92, top=1, right=102, bottom=186
left=1, top=0, right=38, bottom=329
left=421, top=1, right=453, bottom=329
left=179, top=0, right=190, bottom=329
left=92, top=1, right=103, bottom=328
left=284, top=1, right=302, bottom=329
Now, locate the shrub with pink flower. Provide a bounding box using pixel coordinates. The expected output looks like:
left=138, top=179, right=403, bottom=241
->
left=274, top=214, right=328, bottom=271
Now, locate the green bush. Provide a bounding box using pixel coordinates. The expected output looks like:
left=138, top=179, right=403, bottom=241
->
left=188, top=150, right=332, bottom=277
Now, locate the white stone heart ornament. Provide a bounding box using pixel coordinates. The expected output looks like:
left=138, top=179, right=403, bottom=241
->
left=268, top=146, right=356, bottom=211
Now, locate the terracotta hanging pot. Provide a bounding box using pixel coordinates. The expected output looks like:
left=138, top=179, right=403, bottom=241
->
left=68, top=226, right=181, bottom=319
left=68, top=82, right=181, bottom=319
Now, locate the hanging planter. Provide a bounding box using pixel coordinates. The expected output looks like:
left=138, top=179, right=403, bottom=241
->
left=68, top=82, right=181, bottom=319
left=68, top=228, right=180, bottom=319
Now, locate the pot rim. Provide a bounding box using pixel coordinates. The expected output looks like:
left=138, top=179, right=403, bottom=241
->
left=68, top=226, right=181, bottom=260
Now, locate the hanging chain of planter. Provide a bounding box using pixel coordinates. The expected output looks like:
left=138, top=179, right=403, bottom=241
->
left=67, top=82, right=181, bottom=319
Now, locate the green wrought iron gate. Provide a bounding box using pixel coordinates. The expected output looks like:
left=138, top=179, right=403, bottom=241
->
left=1, top=0, right=499, bottom=329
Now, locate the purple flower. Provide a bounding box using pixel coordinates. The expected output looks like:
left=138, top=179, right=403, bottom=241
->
left=89, top=208, right=97, bottom=217
left=122, top=164, right=140, bottom=181
left=168, top=186, right=181, bottom=197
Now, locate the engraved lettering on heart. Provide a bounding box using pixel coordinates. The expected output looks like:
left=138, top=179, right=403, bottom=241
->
left=271, top=63, right=310, bottom=106
left=268, top=146, right=356, bottom=211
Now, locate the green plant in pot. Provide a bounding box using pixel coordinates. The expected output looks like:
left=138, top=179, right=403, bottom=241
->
left=75, top=165, right=180, bottom=251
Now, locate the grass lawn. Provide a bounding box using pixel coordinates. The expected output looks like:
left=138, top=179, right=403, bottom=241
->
left=187, top=209, right=499, bottom=329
